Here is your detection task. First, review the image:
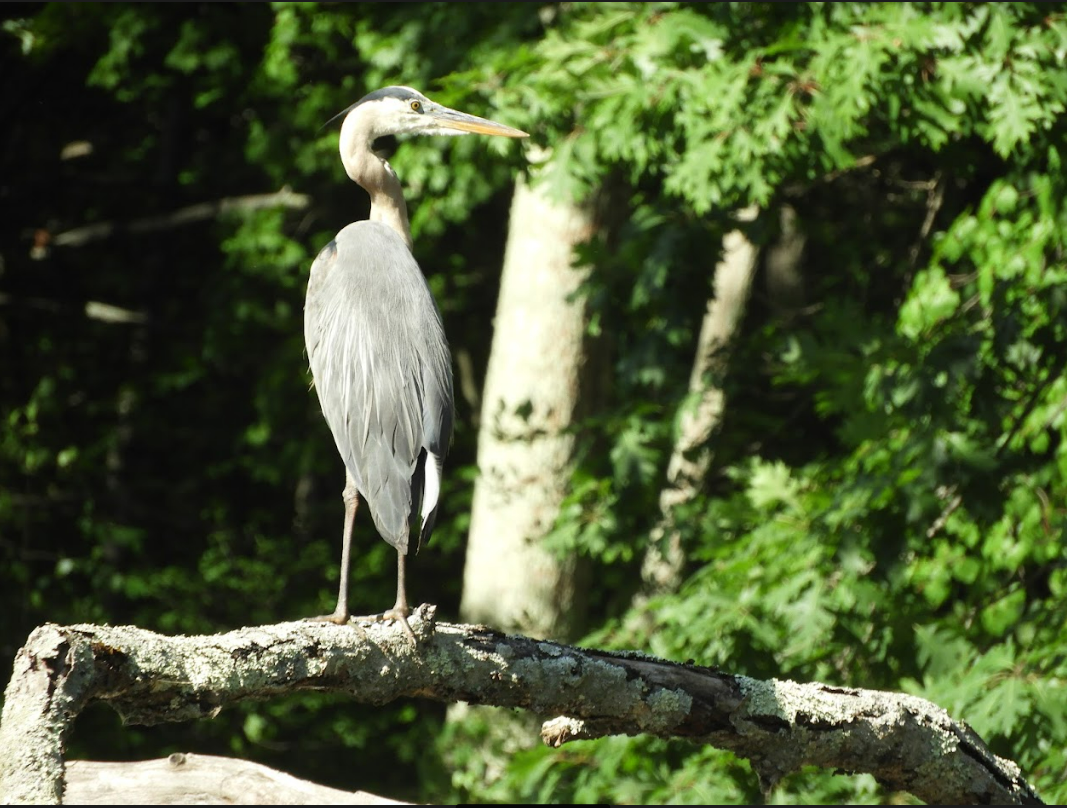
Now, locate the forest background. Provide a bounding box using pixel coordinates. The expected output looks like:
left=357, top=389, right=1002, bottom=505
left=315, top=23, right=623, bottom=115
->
left=2, top=2, right=1065, bottom=804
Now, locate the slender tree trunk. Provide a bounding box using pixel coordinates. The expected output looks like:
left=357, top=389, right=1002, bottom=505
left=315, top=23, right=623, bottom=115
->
left=764, top=204, right=807, bottom=318
left=640, top=206, right=761, bottom=593
left=459, top=174, right=599, bottom=642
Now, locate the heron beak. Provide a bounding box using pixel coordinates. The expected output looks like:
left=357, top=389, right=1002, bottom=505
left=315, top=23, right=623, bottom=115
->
left=429, top=105, right=529, bottom=138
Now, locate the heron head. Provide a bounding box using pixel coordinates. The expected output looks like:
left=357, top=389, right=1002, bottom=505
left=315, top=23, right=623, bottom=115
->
left=331, top=86, right=529, bottom=141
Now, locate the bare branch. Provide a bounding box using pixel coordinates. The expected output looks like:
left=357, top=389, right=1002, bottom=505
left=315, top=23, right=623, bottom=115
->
left=37, top=187, right=310, bottom=252
left=0, top=609, right=1043, bottom=805
left=927, top=485, right=964, bottom=538
left=906, top=171, right=945, bottom=285
left=0, top=294, right=148, bottom=325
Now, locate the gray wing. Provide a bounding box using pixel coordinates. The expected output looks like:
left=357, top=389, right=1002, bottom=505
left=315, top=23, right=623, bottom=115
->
left=305, top=221, right=454, bottom=554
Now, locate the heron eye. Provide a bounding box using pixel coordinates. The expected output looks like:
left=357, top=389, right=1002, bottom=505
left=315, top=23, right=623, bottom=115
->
left=410, top=100, right=422, bottom=112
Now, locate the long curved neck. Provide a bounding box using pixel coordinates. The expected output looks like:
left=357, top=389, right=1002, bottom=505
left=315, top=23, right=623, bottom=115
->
left=339, top=112, right=413, bottom=251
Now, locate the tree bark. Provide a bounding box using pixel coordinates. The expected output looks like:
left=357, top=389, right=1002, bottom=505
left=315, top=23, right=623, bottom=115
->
left=0, top=614, right=1043, bottom=805
left=459, top=174, right=599, bottom=641
left=641, top=206, right=761, bottom=593
left=63, top=755, right=404, bottom=805
left=764, top=204, right=807, bottom=317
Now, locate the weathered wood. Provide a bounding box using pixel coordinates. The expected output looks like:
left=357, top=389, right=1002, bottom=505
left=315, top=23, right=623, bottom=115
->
left=64, top=755, right=405, bottom=805
left=0, top=606, right=1044, bottom=805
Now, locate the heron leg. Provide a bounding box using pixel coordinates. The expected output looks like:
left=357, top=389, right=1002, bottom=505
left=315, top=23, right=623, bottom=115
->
left=309, top=475, right=359, bottom=625
left=382, top=549, right=416, bottom=642
left=348, top=549, right=417, bottom=642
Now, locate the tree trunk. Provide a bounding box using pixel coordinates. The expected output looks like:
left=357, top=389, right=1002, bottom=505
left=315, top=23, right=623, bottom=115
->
left=459, top=174, right=599, bottom=641
left=640, top=206, right=761, bottom=593
left=764, top=204, right=807, bottom=318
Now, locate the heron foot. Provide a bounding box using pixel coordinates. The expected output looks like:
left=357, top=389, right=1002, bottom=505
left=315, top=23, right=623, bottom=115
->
left=353, top=607, right=417, bottom=643
left=305, top=608, right=351, bottom=626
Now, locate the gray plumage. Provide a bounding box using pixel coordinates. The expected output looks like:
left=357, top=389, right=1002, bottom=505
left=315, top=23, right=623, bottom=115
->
left=304, top=85, right=526, bottom=631
left=305, top=221, right=452, bottom=555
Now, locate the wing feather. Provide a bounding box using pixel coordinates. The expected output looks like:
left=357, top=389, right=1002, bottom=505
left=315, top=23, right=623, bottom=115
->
left=304, top=221, right=454, bottom=554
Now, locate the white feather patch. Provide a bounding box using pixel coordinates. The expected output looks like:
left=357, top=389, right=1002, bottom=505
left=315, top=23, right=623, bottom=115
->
left=421, top=450, right=441, bottom=527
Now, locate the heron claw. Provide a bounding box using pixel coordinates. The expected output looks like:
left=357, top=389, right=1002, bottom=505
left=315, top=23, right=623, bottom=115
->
left=353, top=607, right=417, bottom=643
left=305, top=608, right=351, bottom=626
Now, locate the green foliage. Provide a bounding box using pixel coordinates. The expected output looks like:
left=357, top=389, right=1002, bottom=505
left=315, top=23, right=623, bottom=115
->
left=0, top=1, right=529, bottom=798
left=448, top=2, right=1067, bottom=804
left=3, top=2, right=1066, bottom=805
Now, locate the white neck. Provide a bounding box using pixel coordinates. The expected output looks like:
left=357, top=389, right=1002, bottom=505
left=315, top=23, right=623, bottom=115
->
left=338, top=110, right=413, bottom=250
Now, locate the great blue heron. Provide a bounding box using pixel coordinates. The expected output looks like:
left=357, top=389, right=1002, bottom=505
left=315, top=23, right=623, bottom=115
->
left=304, top=86, right=527, bottom=636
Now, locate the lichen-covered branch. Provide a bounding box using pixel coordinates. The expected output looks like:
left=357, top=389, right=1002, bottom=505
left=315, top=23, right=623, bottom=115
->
left=0, top=607, right=1043, bottom=805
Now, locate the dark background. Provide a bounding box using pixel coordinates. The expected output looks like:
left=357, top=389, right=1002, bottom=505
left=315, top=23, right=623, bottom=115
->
left=1, top=3, right=1064, bottom=803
